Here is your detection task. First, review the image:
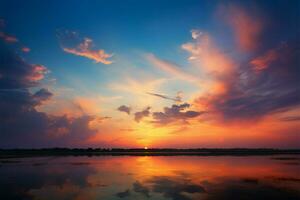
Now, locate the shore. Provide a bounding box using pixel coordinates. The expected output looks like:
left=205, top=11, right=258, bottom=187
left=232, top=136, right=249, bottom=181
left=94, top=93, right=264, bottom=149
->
left=1, top=148, right=300, bottom=158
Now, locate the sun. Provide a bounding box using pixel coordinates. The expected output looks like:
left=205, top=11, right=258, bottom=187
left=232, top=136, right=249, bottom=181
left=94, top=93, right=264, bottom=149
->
left=144, top=146, right=148, bottom=150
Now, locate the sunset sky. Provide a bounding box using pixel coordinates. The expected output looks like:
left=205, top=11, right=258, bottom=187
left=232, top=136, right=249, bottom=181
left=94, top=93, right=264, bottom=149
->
left=0, top=0, right=299, bottom=148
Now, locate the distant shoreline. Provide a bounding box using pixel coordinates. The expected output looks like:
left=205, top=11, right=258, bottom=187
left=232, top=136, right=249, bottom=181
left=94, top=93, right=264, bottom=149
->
left=1, top=148, right=300, bottom=158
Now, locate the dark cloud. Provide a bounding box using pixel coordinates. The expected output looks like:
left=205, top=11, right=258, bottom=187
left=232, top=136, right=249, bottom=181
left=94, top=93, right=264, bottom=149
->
left=152, top=103, right=203, bottom=125
left=0, top=41, right=97, bottom=148
left=0, top=44, right=47, bottom=89
left=117, top=105, right=131, bottom=115
left=133, top=181, right=150, bottom=197
left=148, top=176, right=206, bottom=200
left=116, top=189, right=130, bottom=198
left=134, top=107, right=151, bottom=122
left=33, top=88, right=53, bottom=104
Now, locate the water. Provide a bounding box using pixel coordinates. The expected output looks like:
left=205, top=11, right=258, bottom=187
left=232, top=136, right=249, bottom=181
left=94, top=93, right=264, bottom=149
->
left=1, top=155, right=300, bottom=200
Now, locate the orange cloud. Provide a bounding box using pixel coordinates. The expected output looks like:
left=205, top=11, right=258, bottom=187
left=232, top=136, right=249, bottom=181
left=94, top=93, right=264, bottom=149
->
left=0, top=31, right=18, bottom=43
left=219, top=4, right=263, bottom=52
left=182, top=30, right=235, bottom=76
left=61, top=36, right=113, bottom=64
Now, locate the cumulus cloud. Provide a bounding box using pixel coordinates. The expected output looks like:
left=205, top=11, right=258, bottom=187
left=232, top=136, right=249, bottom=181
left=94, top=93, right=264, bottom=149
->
left=0, top=41, right=97, bottom=148
left=117, top=105, right=131, bottom=115
left=33, top=88, right=53, bottom=104
left=178, top=3, right=300, bottom=122
left=58, top=30, right=113, bottom=64
left=134, top=107, right=151, bottom=122
left=0, top=46, right=47, bottom=89
left=152, top=103, right=203, bottom=125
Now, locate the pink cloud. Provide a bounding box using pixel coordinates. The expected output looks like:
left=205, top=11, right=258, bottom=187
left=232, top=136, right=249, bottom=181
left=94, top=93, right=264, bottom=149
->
left=26, top=64, right=49, bottom=82
left=0, top=31, right=18, bottom=43
left=21, top=47, right=31, bottom=53
left=250, top=49, right=278, bottom=72
left=182, top=30, right=235, bottom=77
left=219, top=4, right=263, bottom=52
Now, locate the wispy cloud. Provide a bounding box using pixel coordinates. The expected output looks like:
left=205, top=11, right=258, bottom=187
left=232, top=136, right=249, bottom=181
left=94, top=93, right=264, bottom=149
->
left=250, top=48, right=278, bottom=72
left=182, top=30, right=235, bottom=76
left=279, top=116, right=300, bottom=122
left=218, top=4, right=263, bottom=52
left=146, top=53, right=199, bottom=83
left=0, top=31, right=18, bottom=43
left=58, top=30, right=113, bottom=64
left=147, top=92, right=182, bottom=103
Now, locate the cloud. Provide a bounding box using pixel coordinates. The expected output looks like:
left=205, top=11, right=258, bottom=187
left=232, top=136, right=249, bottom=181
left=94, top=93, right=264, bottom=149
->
left=0, top=41, right=98, bottom=148
left=279, top=116, right=300, bottom=122
left=147, top=92, right=182, bottom=103
left=117, top=105, right=131, bottom=115
left=27, top=64, right=49, bottom=82
left=152, top=103, right=203, bottom=125
left=58, top=30, right=113, bottom=64
left=21, top=47, right=30, bottom=53
left=0, top=44, right=48, bottom=89
left=134, top=107, right=151, bottom=122
left=116, top=189, right=131, bottom=198
left=0, top=31, right=18, bottom=43
left=218, top=4, right=263, bottom=51
left=194, top=40, right=300, bottom=121
left=182, top=30, right=235, bottom=76
left=146, top=53, right=199, bottom=83
left=33, top=88, right=53, bottom=104
left=250, top=49, right=279, bottom=72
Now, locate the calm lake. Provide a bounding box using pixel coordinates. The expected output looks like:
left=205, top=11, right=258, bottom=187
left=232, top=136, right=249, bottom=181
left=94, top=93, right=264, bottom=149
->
left=1, top=155, right=300, bottom=200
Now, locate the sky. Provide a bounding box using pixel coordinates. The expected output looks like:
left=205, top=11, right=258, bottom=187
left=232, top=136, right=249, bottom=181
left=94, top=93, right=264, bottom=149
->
left=0, top=0, right=299, bottom=148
